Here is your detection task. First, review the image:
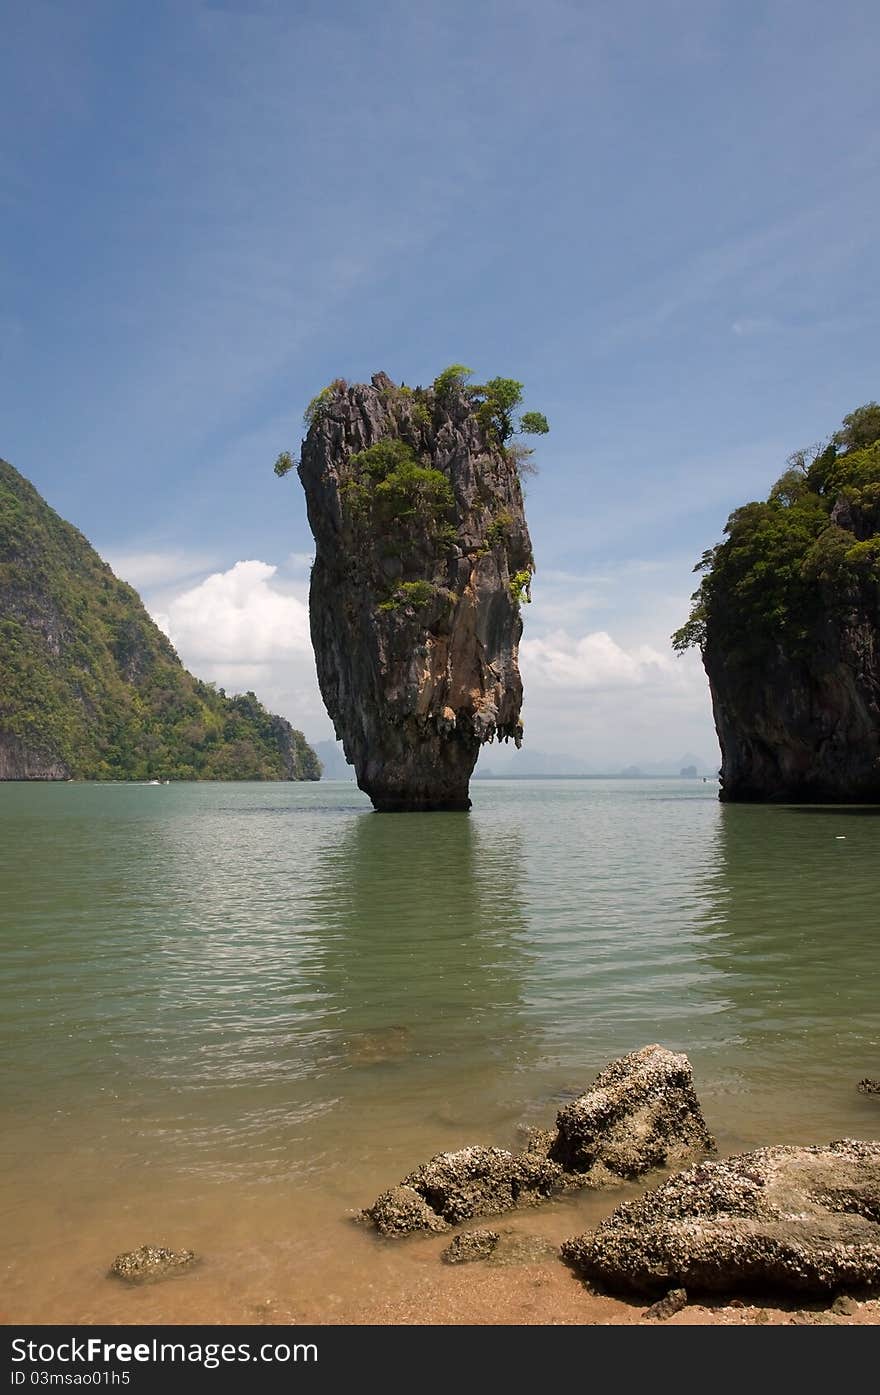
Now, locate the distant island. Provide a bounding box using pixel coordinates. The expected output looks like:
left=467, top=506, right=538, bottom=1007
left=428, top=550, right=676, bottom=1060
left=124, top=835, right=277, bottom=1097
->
left=674, top=401, right=880, bottom=802
left=0, top=458, right=320, bottom=781
left=471, top=748, right=717, bottom=779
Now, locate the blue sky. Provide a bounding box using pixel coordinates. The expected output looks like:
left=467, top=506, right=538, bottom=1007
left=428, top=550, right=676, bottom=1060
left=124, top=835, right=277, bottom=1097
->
left=2, top=0, right=878, bottom=764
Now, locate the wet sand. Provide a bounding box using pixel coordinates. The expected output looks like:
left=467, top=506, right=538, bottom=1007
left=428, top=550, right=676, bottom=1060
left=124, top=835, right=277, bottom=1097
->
left=4, top=1163, right=878, bottom=1327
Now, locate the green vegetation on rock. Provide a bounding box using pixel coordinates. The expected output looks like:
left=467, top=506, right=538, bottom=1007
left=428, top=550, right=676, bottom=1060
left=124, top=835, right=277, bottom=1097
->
left=431, top=365, right=550, bottom=454
left=276, top=366, right=543, bottom=625
left=346, top=438, right=456, bottom=546
left=303, top=378, right=348, bottom=428
left=673, top=402, right=880, bottom=661
left=509, top=569, right=532, bottom=604
left=0, top=459, right=321, bottom=781
left=273, top=450, right=296, bottom=478
left=377, top=580, right=439, bottom=613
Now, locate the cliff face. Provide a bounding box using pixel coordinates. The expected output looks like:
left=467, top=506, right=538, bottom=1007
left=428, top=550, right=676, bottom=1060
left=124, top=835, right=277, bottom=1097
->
left=677, top=405, right=880, bottom=802
left=298, top=373, right=533, bottom=810
left=706, top=608, right=880, bottom=802
left=0, top=458, right=321, bottom=781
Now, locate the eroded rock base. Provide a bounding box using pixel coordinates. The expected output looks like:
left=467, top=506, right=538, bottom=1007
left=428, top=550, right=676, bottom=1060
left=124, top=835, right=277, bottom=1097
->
left=561, top=1140, right=880, bottom=1296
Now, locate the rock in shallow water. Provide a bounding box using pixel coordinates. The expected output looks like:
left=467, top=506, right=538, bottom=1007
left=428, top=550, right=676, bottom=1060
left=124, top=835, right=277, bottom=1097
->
left=549, top=1043, right=716, bottom=1181
left=365, top=1145, right=562, bottom=1236
left=486, top=1231, right=559, bottom=1267
left=297, top=373, right=534, bottom=812
left=110, top=1246, right=196, bottom=1284
left=441, top=1229, right=500, bottom=1264
left=561, top=1140, right=880, bottom=1296
left=366, top=1185, right=452, bottom=1237
left=363, top=1044, right=714, bottom=1235
left=858, top=1078, right=880, bottom=1096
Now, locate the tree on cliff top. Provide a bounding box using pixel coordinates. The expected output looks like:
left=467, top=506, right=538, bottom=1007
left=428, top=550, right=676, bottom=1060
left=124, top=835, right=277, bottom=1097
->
left=431, top=365, right=549, bottom=447
left=672, top=401, right=880, bottom=659
left=273, top=367, right=550, bottom=482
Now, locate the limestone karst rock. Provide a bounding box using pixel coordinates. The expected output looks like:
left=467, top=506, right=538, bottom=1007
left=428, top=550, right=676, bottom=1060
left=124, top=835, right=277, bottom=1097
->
left=297, top=373, right=534, bottom=811
left=674, top=404, right=880, bottom=802
left=0, top=457, right=320, bottom=781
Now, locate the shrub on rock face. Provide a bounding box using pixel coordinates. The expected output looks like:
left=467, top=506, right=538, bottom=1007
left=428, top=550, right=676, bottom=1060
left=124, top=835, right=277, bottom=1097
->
left=561, top=1140, right=880, bottom=1297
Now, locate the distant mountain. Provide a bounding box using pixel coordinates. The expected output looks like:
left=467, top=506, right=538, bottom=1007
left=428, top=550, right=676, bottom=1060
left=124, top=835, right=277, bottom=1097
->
left=0, top=457, right=321, bottom=781
left=313, top=739, right=354, bottom=779
left=473, top=746, right=718, bottom=778
left=474, top=748, right=593, bottom=777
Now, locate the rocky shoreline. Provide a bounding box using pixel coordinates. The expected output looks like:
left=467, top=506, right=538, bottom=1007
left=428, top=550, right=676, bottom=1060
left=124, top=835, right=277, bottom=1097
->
left=104, top=1045, right=880, bottom=1321
left=362, top=1045, right=715, bottom=1235
left=358, top=1044, right=880, bottom=1309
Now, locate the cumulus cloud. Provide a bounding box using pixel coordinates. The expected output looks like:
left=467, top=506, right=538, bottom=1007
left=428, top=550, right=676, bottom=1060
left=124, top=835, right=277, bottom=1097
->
left=521, top=629, right=675, bottom=690
left=153, top=559, right=311, bottom=663
left=138, top=552, right=717, bottom=759
left=146, top=558, right=332, bottom=735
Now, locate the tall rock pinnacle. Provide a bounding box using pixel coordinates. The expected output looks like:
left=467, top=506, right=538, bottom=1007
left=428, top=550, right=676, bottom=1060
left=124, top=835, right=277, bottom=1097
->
left=296, top=371, right=538, bottom=810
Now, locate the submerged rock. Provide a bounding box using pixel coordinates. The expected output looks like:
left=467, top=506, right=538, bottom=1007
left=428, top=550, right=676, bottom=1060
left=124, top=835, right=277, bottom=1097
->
left=109, top=1245, right=196, bottom=1284
left=343, top=1025, right=412, bottom=1067
left=485, top=1230, right=559, bottom=1267
left=441, top=1229, right=500, bottom=1264
left=561, top=1139, right=880, bottom=1296
left=297, top=373, right=535, bottom=811
left=549, top=1044, right=716, bottom=1180
left=364, top=1045, right=713, bottom=1235
left=858, top=1078, right=880, bottom=1096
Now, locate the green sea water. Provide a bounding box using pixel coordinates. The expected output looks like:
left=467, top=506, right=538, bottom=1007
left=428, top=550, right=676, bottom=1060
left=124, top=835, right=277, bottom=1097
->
left=1, top=778, right=878, bottom=1321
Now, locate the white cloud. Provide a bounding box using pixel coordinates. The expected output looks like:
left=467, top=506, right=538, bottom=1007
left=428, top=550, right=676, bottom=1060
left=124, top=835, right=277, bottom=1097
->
left=521, top=629, right=675, bottom=690
left=153, top=558, right=311, bottom=663
left=140, top=552, right=718, bottom=760
left=512, top=562, right=719, bottom=764
left=147, top=558, right=332, bottom=736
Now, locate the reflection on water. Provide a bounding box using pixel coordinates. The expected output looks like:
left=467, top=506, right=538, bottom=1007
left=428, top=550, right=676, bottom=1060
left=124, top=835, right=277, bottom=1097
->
left=1, top=779, right=878, bottom=1321
left=306, top=812, right=537, bottom=1133
left=0, top=785, right=540, bottom=1190
left=689, top=803, right=880, bottom=1145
